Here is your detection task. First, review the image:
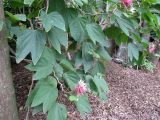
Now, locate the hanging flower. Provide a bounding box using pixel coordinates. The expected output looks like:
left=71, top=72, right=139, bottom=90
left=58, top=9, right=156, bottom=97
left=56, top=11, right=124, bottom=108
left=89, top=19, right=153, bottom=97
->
left=121, top=0, right=133, bottom=7
left=75, top=80, right=87, bottom=96
left=149, top=43, right=156, bottom=53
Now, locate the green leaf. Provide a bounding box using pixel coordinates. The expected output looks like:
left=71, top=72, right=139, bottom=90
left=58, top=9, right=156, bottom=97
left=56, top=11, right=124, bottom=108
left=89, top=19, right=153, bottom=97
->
left=25, top=85, right=39, bottom=107
left=16, top=29, right=46, bottom=65
left=63, top=71, right=80, bottom=90
left=24, top=0, right=35, bottom=6
left=32, top=65, right=53, bottom=80
left=86, top=23, right=108, bottom=46
left=92, top=61, right=105, bottom=75
left=75, top=95, right=92, bottom=116
left=48, top=27, right=68, bottom=53
left=69, top=17, right=88, bottom=42
left=93, top=75, right=109, bottom=100
left=82, top=0, right=88, bottom=4
left=40, top=11, right=66, bottom=32
left=128, top=43, right=139, bottom=61
left=115, top=14, right=134, bottom=36
left=10, top=26, right=26, bottom=37
left=97, top=47, right=112, bottom=61
left=75, top=52, right=83, bottom=68
left=26, top=77, right=57, bottom=108
left=48, top=0, right=65, bottom=12
left=5, top=11, right=26, bottom=22
left=83, top=55, right=94, bottom=73
left=31, top=77, right=58, bottom=113
left=61, top=8, right=78, bottom=28
left=82, top=42, right=94, bottom=72
left=53, top=64, right=63, bottom=78
left=74, top=0, right=83, bottom=6
left=14, top=14, right=26, bottom=21
left=26, top=47, right=56, bottom=80
left=32, top=105, right=43, bottom=115
left=60, top=59, right=74, bottom=71
left=47, top=103, right=67, bottom=120
left=69, top=95, right=78, bottom=101
left=82, top=42, right=94, bottom=56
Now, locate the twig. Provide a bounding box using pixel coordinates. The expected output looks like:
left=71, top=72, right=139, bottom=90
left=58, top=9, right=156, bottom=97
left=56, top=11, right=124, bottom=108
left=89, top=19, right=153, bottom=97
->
left=28, top=18, right=34, bottom=29
left=53, top=72, right=70, bottom=94
left=45, top=0, right=49, bottom=13
left=25, top=80, right=34, bottom=120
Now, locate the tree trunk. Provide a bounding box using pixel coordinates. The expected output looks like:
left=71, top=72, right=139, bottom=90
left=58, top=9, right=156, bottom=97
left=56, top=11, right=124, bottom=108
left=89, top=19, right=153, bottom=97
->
left=0, top=0, right=19, bottom=120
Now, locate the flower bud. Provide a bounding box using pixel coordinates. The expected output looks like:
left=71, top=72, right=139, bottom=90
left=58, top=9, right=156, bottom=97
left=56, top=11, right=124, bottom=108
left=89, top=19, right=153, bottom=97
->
left=149, top=43, right=156, bottom=53
left=75, top=80, right=87, bottom=96
left=121, top=0, right=133, bottom=6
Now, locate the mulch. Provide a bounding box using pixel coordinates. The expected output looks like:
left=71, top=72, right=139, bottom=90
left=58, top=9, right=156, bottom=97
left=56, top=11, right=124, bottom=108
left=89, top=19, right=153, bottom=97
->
left=11, top=60, right=160, bottom=120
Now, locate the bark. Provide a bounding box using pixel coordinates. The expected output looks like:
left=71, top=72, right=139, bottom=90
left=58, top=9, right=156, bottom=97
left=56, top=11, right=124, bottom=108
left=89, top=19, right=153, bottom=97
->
left=115, top=43, right=128, bottom=64
left=0, top=0, right=19, bottom=120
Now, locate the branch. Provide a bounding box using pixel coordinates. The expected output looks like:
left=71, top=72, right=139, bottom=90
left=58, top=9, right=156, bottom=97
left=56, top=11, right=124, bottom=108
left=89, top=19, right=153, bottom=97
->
left=46, top=0, right=49, bottom=13
left=25, top=80, right=34, bottom=120
left=53, top=72, right=70, bottom=94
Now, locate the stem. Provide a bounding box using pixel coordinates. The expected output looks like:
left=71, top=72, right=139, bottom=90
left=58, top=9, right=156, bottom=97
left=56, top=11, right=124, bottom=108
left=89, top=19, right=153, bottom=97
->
left=25, top=80, right=34, bottom=120
left=46, top=0, right=49, bottom=13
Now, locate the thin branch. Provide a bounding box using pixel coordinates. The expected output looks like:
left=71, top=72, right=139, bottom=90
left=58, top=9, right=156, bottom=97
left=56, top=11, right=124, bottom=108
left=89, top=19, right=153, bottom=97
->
left=28, top=19, right=34, bottom=29
left=53, top=72, right=70, bottom=94
left=25, top=80, right=34, bottom=120
left=45, top=0, right=49, bottom=13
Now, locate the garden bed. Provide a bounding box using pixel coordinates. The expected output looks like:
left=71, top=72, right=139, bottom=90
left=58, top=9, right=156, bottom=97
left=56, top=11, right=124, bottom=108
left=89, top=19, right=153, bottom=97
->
left=12, top=60, right=160, bottom=120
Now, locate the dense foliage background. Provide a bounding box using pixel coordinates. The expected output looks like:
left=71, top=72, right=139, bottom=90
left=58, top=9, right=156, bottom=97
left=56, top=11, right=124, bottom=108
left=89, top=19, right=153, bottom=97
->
left=0, top=0, right=160, bottom=119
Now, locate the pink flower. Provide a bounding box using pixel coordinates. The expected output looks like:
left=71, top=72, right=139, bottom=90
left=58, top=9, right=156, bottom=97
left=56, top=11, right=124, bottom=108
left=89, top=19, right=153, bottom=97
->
left=121, top=0, right=133, bottom=6
left=75, top=80, right=87, bottom=96
left=149, top=43, right=156, bottom=53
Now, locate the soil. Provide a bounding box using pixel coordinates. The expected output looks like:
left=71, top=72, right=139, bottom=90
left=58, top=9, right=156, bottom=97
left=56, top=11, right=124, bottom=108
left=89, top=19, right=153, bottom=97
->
left=11, top=60, right=160, bottom=120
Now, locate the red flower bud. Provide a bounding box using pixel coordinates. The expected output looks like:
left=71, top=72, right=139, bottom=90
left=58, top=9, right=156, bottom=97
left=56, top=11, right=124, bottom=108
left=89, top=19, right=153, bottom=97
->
left=75, top=80, right=87, bottom=96
left=149, top=43, right=156, bottom=53
left=121, top=0, right=133, bottom=6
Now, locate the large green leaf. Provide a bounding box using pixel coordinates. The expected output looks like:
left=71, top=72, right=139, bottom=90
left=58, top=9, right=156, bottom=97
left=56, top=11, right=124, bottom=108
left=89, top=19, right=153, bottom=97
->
left=86, top=23, right=108, bottom=46
left=31, top=77, right=58, bottom=113
left=48, top=0, right=65, bottom=12
left=93, top=75, right=109, bottom=100
left=128, top=43, right=139, bottom=61
left=47, top=103, right=67, bottom=120
left=75, top=52, right=83, bottom=68
left=60, top=59, right=74, bottom=71
left=53, top=64, right=63, bottom=78
left=24, top=0, right=35, bottom=6
left=82, top=42, right=94, bottom=72
left=61, top=8, right=78, bottom=28
left=25, top=47, right=56, bottom=80
left=63, top=71, right=80, bottom=90
left=16, top=29, right=46, bottom=65
left=91, top=61, right=105, bottom=75
left=75, top=95, right=92, bottom=116
left=97, top=47, right=112, bottom=61
left=14, top=14, right=26, bottom=21
left=5, top=11, right=26, bottom=22
left=40, top=11, right=65, bottom=32
left=83, top=54, right=94, bottom=73
left=69, top=17, right=88, bottom=42
left=115, top=13, right=134, bottom=36
left=48, top=27, right=68, bottom=53
left=32, top=65, right=53, bottom=80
